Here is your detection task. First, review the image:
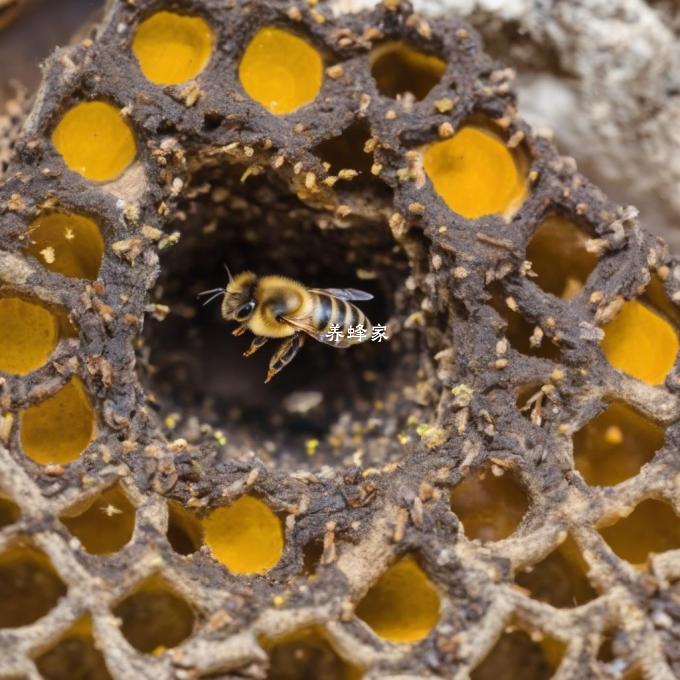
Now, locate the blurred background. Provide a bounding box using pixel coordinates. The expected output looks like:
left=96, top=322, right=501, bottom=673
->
left=0, top=0, right=102, bottom=104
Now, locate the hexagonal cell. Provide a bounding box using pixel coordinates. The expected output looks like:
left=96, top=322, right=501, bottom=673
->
left=239, top=27, right=323, bottom=115
left=488, top=283, right=560, bottom=361
left=314, top=120, right=374, bottom=179
left=598, top=499, right=680, bottom=566
left=526, top=216, right=597, bottom=299
left=59, top=484, right=135, bottom=555
left=0, top=297, right=59, bottom=375
left=573, top=402, right=664, bottom=487
left=355, top=555, right=440, bottom=643
left=35, top=616, right=112, bottom=680
left=515, top=535, right=597, bottom=608
left=112, top=576, right=195, bottom=654
left=25, top=211, right=104, bottom=280
left=51, top=101, right=136, bottom=182
left=20, top=377, right=96, bottom=465
left=263, top=627, right=362, bottom=680
left=132, top=11, right=213, bottom=85
left=471, top=628, right=565, bottom=680
left=601, top=299, right=678, bottom=385
left=516, top=384, right=558, bottom=427
left=202, top=495, right=283, bottom=574
left=423, top=124, right=528, bottom=219
left=0, top=493, right=21, bottom=529
left=0, top=546, right=67, bottom=628
left=451, top=465, right=529, bottom=542
left=370, top=41, right=445, bottom=100
left=167, top=501, right=202, bottom=556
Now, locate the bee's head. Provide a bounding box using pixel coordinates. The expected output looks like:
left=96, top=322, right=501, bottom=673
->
left=221, top=271, right=258, bottom=322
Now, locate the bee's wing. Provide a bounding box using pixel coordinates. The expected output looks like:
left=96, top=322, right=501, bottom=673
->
left=309, top=287, right=374, bottom=301
left=282, top=315, right=349, bottom=347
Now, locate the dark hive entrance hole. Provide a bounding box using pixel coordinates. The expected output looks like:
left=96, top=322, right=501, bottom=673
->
left=143, top=163, right=423, bottom=466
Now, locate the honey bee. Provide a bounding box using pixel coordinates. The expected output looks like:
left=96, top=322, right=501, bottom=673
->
left=199, top=268, right=374, bottom=382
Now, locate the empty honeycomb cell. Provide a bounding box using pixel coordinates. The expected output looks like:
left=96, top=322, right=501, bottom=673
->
left=59, top=484, right=135, bottom=555
left=370, top=41, right=446, bottom=100
left=20, top=377, right=96, bottom=465
left=450, top=465, right=529, bottom=541
left=263, top=627, right=362, bottom=680
left=35, top=616, right=112, bottom=680
left=0, top=494, right=20, bottom=529
left=573, top=402, right=664, bottom=487
left=489, top=284, right=560, bottom=361
left=515, top=535, right=597, bottom=608
left=355, top=555, right=440, bottom=643
left=0, top=297, right=58, bottom=375
left=202, top=495, right=283, bottom=574
left=238, top=27, right=323, bottom=115
left=601, top=300, right=678, bottom=385
left=132, top=11, right=213, bottom=85
left=25, top=211, right=104, bottom=280
left=526, top=216, right=597, bottom=299
left=51, top=101, right=136, bottom=182
left=0, top=547, right=67, bottom=628
left=506, top=312, right=560, bottom=361
left=598, top=499, right=680, bottom=566
left=167, top=501, right=202, bottom=555
left=471, top=629, right=564, bottom=680
left=314, top=121, right=374, bottom=177
left=516, top=384, right=556, bottom=426
left=423, top=126, right=527, bottom=219
left=112, top=576, right=195, bottom=654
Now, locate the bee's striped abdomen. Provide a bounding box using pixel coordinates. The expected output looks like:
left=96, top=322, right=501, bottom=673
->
left=312, top=291, right=334, bottom=332
left=311, top=292, right=372, bottom=346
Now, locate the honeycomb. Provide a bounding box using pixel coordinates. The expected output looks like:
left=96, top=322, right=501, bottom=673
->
left=1, top=1, right=680, bottom=678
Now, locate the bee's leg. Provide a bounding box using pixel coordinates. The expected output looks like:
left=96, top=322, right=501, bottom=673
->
left=243, top=335, right=269, bottom=357
left=232, top=324, right=248, bottom=336
left=265, top=333, right=305, bottom=383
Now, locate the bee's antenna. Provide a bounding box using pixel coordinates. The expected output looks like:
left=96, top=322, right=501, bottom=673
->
left=197, top=287, right=224, bottom=298
left=197, top=287, right=226, bottom=307
left=224, top=263, right=234, bottom=283
left=200, top=290, right=225, bottom=307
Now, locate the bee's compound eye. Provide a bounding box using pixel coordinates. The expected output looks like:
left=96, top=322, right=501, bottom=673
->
left=235, top=301, right=255, bottom=321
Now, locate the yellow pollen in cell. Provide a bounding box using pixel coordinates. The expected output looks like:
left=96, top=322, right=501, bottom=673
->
left=423, top=125, right=527, bottom=219
left=20, top=377, right=96, bottom=465
left=601, top=300, right=678, bottom=385
left=202, top=496, right=283, bottom=574
left=356, top=556, right=440, bottom=643
left=51, top=101, right=136, bottom=182
left=0, top=297, right=59, bottom=375
left=132, top=11, right=213, bottom=85
left=239, top=27, right=323, bottom=115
